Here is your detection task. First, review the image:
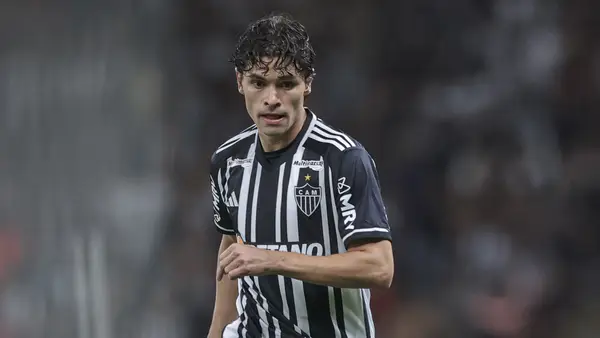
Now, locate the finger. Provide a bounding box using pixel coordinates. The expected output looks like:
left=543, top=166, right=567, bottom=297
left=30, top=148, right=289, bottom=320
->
left=219, top=243, right=239, bottom=261
left=227, top=265, right=249, bottom=280
left=224, top=257, right=244, bottom=276
left=216, top=264, right=225, bottom=282
left=219, top=248, right=240, bottom=270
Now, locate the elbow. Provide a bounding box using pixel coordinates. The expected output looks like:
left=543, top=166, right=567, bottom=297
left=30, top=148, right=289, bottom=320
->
left=372, top=263, right=394, bottom=289
left=364, top=253, right=394, bottom=289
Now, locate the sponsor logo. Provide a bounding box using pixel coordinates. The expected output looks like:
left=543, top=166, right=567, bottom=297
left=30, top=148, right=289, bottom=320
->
left=294, top=183, right=322, bottom=217
left=337, top=177, right=355, bottom=230
left=210, top=176, right=222, bottom=224
left=254, top=243, right=324, bottom=256
left=227, top=157, right=253, bottom=168
left=292, top=160, right=324, bottom=171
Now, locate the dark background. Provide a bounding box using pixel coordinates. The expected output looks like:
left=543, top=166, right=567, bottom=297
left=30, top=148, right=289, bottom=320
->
left=0, top=0, right=599, bottom=337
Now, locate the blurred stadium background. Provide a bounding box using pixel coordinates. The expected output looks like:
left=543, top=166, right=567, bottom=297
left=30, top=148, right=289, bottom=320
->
left=1, top=0, right=599, bottom=337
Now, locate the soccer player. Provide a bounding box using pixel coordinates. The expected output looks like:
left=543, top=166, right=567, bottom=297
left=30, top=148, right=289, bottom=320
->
left=207, top=13, right=394, bottom=338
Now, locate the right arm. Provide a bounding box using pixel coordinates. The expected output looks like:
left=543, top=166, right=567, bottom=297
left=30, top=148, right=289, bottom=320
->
left=208, top=159, right=239, bottom=338
left=208, top=234, right=238, bottom=338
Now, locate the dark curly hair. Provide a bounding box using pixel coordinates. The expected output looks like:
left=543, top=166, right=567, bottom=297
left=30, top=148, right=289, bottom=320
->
left=230, top=13, right=316, bottom=80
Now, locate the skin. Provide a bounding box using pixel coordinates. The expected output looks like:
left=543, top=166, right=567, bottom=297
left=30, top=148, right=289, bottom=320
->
left=208, top=57, right=394, bottom=337
left=236, top=57, right=312, bottom=152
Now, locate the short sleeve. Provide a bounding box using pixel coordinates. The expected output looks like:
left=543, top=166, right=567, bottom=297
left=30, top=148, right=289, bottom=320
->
left=334, top=148, right=391, bottom=248
left=210, top=162, right=235, bottom=235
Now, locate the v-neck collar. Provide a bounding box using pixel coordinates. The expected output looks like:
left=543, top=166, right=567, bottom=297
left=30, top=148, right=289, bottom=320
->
left=254, top=108, right=316, bottom=169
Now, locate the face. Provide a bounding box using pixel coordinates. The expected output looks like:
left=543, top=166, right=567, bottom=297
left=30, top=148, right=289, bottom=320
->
left=237, top=57, right=312, bottom=139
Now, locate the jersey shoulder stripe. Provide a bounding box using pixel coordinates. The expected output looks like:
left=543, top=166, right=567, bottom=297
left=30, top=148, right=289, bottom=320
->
left=307, top=119, right=358, bottom=152
left=214, top=125, right=257, bottom=154
left=211, top=125, right=257, bottom=167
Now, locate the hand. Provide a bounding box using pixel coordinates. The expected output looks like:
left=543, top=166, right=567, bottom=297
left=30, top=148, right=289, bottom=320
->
left=217, top=243, right=277, bottom=281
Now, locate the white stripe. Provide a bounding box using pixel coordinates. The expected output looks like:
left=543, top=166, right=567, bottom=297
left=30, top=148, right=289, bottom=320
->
left=340, top=288, right=366, bottom=338
left=315, top=120, right=356, bottom=147
left=250, top=164, right=262, bottom=242
left=320, top=159, right=342, bottom=338
left=222, top=318, right=243, bottom=338
left=286, top=148, right=310, bottom=335
left=308, top=134, right=346, bottom=151
left=217, top=128, right=256, bottom=152
left=297, top=112, right=317, bottom=148
left=313, top=126, right=352, bottom=149
left=362, top=289, right=376, bottom=336
left=342, top=227, right=389, bottom=243
left=223, top=276, right=245, bottom=337
left=286, top=148, right=304, bottom=242
left=236, top=143, right=256, bottom=241
left=276, top=162, right=291, bottom=332
left=241, top=293, right=248, bottom=338
left=291, top=280, right=309, bottom=335
left=236, top=279, right=243, bottom=314
left=278, top=275, right=291, bottom=322
left=216, top=129, right=257, bottom=154
left=275, top=163, right=286, bottom=243
left=224, top=158, right=232, bottom=197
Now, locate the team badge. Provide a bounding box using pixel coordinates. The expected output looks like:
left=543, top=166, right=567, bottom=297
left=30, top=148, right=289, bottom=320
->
left=295, top=183, right=322, bottom=217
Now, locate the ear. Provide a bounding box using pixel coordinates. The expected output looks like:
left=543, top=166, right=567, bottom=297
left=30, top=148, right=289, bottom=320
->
left=304, top=76, right=313, bottom=96
left=236, top=71, right=244, bottom=95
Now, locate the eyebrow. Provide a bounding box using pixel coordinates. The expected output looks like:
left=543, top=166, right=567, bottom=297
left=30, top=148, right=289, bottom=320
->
left=247, top=73, right=297, bottom=81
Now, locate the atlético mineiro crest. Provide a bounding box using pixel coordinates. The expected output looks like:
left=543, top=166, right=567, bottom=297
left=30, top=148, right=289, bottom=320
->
left=294, top=183, right=322, bottom=217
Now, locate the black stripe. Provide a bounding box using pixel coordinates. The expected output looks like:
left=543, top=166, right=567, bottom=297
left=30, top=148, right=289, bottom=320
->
left=283, top=277, right=298, bottom=330
left=237, top=291, right=246, bottom=337
left=241, top=281, right=263, bottom=338
left=252, top=277, right=275, bottom=338
left=333, top=288, right=347, bottom=338
left=325, top=166, right=348, bottom=337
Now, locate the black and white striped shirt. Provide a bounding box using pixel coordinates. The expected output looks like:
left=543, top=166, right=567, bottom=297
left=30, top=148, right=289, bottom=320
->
left=210, top=109, right=392, bottom=338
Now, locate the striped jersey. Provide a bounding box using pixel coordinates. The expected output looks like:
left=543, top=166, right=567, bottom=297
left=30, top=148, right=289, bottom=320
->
left=210, top=109, right=392, bottom=338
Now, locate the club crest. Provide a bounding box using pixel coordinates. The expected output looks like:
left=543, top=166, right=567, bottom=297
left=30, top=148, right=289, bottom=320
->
left=294, top=183, right=322, bottom=217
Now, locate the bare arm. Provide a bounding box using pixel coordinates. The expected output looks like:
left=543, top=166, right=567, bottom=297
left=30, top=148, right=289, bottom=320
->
left=272, top=240, right=394, bottom=289
left=220, top=239, right=394, bottom=289
left=208, top=235, right=239, bottom=338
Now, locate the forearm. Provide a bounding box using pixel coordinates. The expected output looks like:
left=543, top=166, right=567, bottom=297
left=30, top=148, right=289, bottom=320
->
left=208, top=236, right=239, bottom=338
left=270, top=242, right=393, bottom=289
left=208, top=277, right=238, bottom=337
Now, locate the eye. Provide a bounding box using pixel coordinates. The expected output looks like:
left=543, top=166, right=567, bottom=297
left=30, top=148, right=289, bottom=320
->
left=250, top=79, right=266, bottom=89
left=279, top=81, right=297, bottom=90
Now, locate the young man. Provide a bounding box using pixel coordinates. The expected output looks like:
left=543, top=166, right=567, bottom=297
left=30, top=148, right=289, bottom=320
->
left=208, top=13, right=393, bottom=338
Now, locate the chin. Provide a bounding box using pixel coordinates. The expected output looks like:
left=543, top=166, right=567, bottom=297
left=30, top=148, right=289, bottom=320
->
left=260, top=125, right=288, bottom=137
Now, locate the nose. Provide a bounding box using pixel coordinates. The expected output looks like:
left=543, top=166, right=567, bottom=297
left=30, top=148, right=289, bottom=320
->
left=263, top=87, right=281, bottom=110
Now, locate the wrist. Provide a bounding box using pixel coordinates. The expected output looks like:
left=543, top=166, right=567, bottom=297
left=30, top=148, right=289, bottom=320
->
left=267, top=250, right=288, bottom=275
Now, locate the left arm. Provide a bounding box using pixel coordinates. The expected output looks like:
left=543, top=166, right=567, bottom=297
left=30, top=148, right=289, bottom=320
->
left=219, top=148, right=394, bottom=289
left=219, top=240, right=393, bottom=289
left=272, top=239, right=393, bottom=289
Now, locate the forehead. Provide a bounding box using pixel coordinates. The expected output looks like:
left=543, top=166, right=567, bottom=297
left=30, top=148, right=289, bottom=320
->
left=244, top=57, right=302, bottom=79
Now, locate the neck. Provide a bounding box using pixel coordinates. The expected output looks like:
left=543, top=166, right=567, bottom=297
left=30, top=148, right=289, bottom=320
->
left=260, top=109, right=307, bottom=152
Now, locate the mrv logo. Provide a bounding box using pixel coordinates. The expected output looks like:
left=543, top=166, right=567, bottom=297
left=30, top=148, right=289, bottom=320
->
left=337, top=177, right=355, bottom=230
left=254, top=243, right=324, bottom=256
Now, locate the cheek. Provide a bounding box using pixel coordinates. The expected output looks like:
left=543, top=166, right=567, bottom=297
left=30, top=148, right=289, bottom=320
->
left=285, top=89, right=305, bottom=106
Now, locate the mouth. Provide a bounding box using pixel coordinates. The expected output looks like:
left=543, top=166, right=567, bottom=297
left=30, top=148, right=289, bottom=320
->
left=259, top=113, right=286, bottom=125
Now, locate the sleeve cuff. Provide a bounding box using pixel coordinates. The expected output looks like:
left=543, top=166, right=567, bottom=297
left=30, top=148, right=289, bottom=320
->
left=214, top=222, right=236, bottom=235
left=342, top=227, right=392, bottom=249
